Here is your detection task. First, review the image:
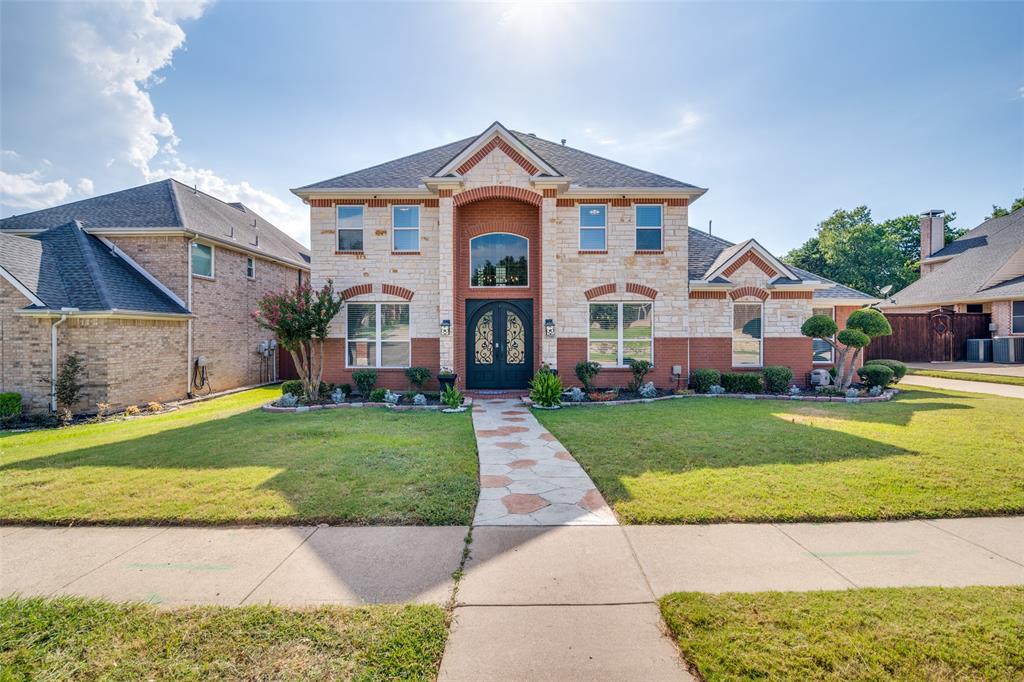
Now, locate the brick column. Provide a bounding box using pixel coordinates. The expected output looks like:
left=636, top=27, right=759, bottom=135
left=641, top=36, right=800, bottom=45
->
left=438, top=192, right=455, bottom=369
left=541, top=193, right=559, bottom=368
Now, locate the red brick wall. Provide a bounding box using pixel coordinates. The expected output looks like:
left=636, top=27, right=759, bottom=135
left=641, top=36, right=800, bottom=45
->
left=765, top=337, right=813, bottom=386
left=454, top=198, right=541, bottom=386
left=320, top=337, right=441, bottom=392
left=556, top=337, right=689, bottom=390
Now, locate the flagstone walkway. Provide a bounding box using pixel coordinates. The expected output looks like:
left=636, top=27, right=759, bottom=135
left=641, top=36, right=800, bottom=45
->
left=470, top=399, right=617, bottom=525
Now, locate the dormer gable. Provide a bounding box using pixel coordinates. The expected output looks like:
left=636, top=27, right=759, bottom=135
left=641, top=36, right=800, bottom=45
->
left=700, top=238, right=797, bottom=283
left=431, top=121, right=562, bottom=180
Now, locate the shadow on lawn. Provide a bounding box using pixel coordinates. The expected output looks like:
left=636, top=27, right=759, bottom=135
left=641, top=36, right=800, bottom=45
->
left=0, top=407, right=479, bottom=526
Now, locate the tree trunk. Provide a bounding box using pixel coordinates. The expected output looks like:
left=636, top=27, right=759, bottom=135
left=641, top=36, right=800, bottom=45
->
left=296, top=341, right=314, bottom=401
left=845, top=347, right=865, bottom=389
left=314, top=338, right=325, bottom=396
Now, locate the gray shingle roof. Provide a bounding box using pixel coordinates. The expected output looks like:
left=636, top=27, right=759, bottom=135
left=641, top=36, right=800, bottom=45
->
left=888, top=207, right=1024, bottom=306
left=0, top=179, right=309, bottom=267
left=0, top=222, right=189, bottom=314
left=295, top=125, right=701, bottom=191
left=687, top=228, right=873, bottom=301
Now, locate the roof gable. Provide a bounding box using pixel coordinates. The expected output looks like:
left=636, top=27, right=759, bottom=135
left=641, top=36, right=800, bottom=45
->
left=432, top=122, right=559, bottom=178
left=701, top=238, right=797, bottom=282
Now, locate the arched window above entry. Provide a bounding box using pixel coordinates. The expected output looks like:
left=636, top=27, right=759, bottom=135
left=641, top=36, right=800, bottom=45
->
left=470, top=233, right=529, bottom=287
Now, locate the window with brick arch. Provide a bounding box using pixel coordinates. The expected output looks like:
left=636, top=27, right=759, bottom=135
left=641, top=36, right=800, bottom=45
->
left=733, top=301, right=763, bottom=367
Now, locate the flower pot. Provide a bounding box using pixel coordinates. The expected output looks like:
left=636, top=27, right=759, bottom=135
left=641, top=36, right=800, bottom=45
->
left=438, top=374, right=458, bottom=393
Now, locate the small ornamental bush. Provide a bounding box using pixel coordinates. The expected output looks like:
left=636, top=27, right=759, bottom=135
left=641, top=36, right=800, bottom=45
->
left=857, top=363, right=894, bottom=388
left=869, top=385, right=883, bottom=397
left=589, top=390, right=618, bottom=402
left=0, top=392, right=22, bottom=426
left=413, top=393, right=428, bottom=406
left=566, top=387, right=587, bottom=402
left=55, top=354, right=84, bottom=423
left=278, top=393, right=299, bottom=407
left=404, top=366, right=431, bottom=391
left=627, top=359, right=653, bottom=393
left=692, top=368, right=721, bottom=394
left=330, top=388, right=346, bottom=404
left=709, top=384, right=726, bottom=395
left=721, top=372, right=764, bottom=394
left=575, top=361, right=602, bottom=393
left=638, top=381, right=657, bottom=399
left=788, top=385, right=802, bottom=396
left=368, top=388, right=387, bottom=402
left=383, top=390, right=400, bottom=405
left=352, top=370, right=377, bottom=397
left=123, top=405, right=141, bottom=416
left=402, top=390, right=418, bottom=403
left=338, top=384, right=352, bottom=397
left=761, top=366, right=794, bottom=394
left=281, top=380, right=303, bottom=397
left=530, top=367, right=563, bottom=407
left=146, top=402, right=164, bottom=413
left=846, top=388, right=861, bottom=399
left=865, top=358, right=907, bottom=383
left=440, top=384, right=463, bottom=409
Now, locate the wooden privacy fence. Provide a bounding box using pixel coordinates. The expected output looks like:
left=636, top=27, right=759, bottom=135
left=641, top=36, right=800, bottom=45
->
left=866, top=310, right=991, bottom=363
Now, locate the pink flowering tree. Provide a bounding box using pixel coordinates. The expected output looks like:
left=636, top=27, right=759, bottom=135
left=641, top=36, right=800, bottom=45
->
left=252, top=280, right=344, bottom=402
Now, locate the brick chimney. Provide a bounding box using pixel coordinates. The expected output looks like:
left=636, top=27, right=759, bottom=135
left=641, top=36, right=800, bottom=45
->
left=919, top=209, right=945, bottom=276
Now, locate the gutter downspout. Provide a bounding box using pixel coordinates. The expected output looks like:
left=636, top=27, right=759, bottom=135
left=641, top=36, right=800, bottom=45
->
left=187, top=235, right=196, bottom=398
left=50, top=308, right=76, bottom=411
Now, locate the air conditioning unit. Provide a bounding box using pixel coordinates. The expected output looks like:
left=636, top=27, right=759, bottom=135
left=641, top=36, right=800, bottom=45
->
left=809, top=368, right=832, bottom=386
left=965, top=338, right=992, bottom=363
left=992, top=337, right=1024, bottom=364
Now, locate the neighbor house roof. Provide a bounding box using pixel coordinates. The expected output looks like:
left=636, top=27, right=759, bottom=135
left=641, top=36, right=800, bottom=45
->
left=887, top=207, right=1024, bottom=306
left=0, top=179, right=310, bottom=268
left=295, top=123, right=702, bottom=191
left=687, top=228, right=873, bottom=302
left=0, top=222, right=190, bottom=315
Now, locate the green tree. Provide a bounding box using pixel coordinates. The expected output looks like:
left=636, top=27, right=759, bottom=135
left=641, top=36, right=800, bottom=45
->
left=800, top=308, right=892, bottom=389
left=986, top=193, right=1024, bottom=219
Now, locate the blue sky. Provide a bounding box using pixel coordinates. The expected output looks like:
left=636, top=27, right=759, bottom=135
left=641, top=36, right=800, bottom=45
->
left=2, top=1, right=1022, bottom=252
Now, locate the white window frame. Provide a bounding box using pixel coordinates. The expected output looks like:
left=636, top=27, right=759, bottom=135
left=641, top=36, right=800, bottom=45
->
left=634, top=203, right=664, bottom=252
left=392, top=204, right=420, bottom=253
left=191, top=241, right=214, bottom=279
left=811, top=306, right=834, bottom=364
left=578, top=204, right=607, bottom=251
left=587, top=301, right=655, bottom=368
left=732, top=301, right=764, bottom=368
left=246, top=256, right=256, bottom=280
left=468, top=232, right=530, bottom=289
left=344, top=302, right=411, bottom=369
left=1012, top=300, right=1024, bottom=334
left=336, top=204, right=365, bottom=252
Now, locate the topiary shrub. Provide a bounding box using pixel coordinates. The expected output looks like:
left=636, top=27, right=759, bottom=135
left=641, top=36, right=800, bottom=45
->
left=404, top=366, right=431, bottom=391
left=721, top=372, right=764, bottom=394
left=575, top=361, right=602, bottom=393
left=368, top=387, right=387, bottom=402
left=529, top=367, right=563, bottom=407
left=864, top=358, right=906, bottom=383
left=627, top=359, right=653, bottom=393
left=352, top=370, right=377, bottom=397
left=0, top=392, right=22, bottom=426
left=691, top=368, right=721, bottom=394
left=281, top=380, right=303, bottom=397
left=761, top=365, right=793, bottom=394
left=857, top=364, right=894, bottom=388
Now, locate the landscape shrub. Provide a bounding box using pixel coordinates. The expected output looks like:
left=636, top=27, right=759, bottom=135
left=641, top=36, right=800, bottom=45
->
left=857, top=364, right=894, bottom=388
left=338, top=384, right=352, bottom=397
left=413, top=393, right=428, bottom=406
left=709, top=385, right=726, bottom=395
left=691, top=368, right=721, bottom=394
left=638, top=381, right=657, bottom=399
left=721, top=372, right=764, bottom=394
left=404, top=366, right=431, bottom=390
left=368, top=388, right=387, bottom=402
left=440, top=384, right=463, bottom=409
left=566, top=387, right=586, bottom=402
left=123, top=405, right=140, bottom=416
left=329, top=388, right=346, bottom=404
left=55, top=354, right=84, bottom=423
left=530, top=367, right=563, bottom=407
left=402, top=390, right=418, bottom=403
left=278, top=393, right=299, bottom=407
left=383, top=390, right=400, bottom=405
left=865, top=358, right=906, bottom=383
left=761, top=366, right=794, bottom=393
left=281, top=380, right=303, bottom=396
left=627, top=359, right=653, bottom=393
left=352, top=370, right=377, bottom=397
left=575, top=361, right=602, bottom=393
left=0, top=392, right=22, bottom=426
left=146, top=402, right=163, bottom=413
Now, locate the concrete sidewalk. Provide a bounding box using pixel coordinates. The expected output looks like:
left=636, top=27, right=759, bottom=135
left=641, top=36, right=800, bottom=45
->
left=901, top=373, right=1024, bottom=398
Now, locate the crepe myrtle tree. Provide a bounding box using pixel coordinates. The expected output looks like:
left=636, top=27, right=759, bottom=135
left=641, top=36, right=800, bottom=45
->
left=801, top=308, right=892, bottom=389
left=252, top=280, right=344, bottom=402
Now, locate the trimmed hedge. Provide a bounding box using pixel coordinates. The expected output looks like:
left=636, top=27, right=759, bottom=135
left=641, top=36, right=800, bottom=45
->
left=761, top=366, right=793, bottom=393
left=721, top=372, right=764, bottom=394
left=368, top=388, right=387, bottom=402
left=692, top=368, right=721, bottom=394
left=865, top=358, right=907, bottom=383
left=352, top=370, right=377, bottom=397
left=280, top=380, right=303, bottom=397
left=0, top=392, right=22, bottom=425
left=858, top=364, right=894, bottom=388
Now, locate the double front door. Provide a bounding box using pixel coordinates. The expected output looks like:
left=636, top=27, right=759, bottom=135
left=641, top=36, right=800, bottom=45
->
left=466, top=300, right=533, bottom=389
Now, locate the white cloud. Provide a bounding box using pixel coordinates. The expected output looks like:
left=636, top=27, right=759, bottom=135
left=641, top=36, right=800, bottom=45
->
left=77, top=177, right=95, bottom=195
left=1, top=150, right=21, bottom=161
left=0, top=171, right=71, bottom=210
left=582, top=111, right=703, bottom=153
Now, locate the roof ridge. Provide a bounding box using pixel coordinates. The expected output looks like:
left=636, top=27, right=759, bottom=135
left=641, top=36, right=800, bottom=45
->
left=688, top=226, right=734, bottom=247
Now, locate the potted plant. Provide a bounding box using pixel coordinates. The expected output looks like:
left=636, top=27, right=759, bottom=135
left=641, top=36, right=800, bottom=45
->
left=438, top=367, right=458, bottom=393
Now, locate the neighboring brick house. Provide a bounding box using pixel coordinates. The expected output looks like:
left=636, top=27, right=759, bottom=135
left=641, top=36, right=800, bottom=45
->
left=292, top=121, right=872, bottom=391
left=0, top=179, right=309, bottom=413
left=882, top=207, right=1024, bottom=337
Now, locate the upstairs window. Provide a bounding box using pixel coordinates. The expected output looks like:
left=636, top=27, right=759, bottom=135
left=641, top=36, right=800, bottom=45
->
left=579, top=204, right=607, bottom=251
left=1013, top=301, right=1024, bottom=334
left=811, top=306, right=834, bottom=363
left=470, top=233, right=529, bottom=287
left=733, top=302, right=763, bottom=367
left=635, top=204, right=663, bottom=251
left=191, top=242, right=214, bottom=278
left=337, top=205, right=364, bottom=252
left=392, top=205, right=420, bottom=252
left=588, top=302, right=653, bottom=367
left=246, top=256, right=256, bottom=279
left=346, top=302, right=411, bottom=368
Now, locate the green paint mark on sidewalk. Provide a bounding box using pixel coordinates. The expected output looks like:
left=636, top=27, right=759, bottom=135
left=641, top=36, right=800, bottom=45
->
left=811, top=550, right=918, bottom=558
left=126, top=562, right=233, bottom=571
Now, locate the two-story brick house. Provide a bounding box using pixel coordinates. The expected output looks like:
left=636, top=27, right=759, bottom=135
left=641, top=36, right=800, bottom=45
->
left=0, top=179, right=309, bottom=413
left=292, top=122, right=872, bottom=391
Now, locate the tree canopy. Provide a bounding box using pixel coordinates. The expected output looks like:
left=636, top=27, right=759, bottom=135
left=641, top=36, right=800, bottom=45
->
left=986, top=193, right=1024, bottom=220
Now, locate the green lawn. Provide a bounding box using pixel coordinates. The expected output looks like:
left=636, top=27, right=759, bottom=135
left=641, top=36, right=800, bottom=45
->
left=660, top=587, right=1024, bottom=681
left=908, top=368, right=1024, bottom=387
left=535, top=388, right=1024, bottom=523
left=0, top=387, right=478, bottom=525
left=0, top=596, right=447, bottom=681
